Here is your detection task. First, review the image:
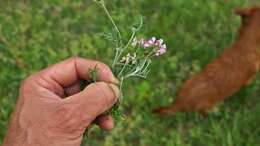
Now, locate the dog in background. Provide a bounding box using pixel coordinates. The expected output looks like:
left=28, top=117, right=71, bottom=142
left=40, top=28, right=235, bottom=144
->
left=154, top=7, right=260, bottom=116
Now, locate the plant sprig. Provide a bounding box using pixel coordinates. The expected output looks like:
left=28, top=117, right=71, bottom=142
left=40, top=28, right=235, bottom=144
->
left=93, top=0, right=167, bottom=120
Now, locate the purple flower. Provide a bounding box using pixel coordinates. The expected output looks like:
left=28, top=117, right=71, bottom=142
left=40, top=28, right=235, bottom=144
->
left=147, top=37, right=156, bottom=45
left=135, top=37, right=167, bottom=56
left=155, top=47, right=167, bottom=56
left=156, top=39, right=164, bottom=46
left=143, top=42, right=151, bottom=48
left=154, top=39, right=167, bottom=56
left=161, top=44, right=166, bottom=49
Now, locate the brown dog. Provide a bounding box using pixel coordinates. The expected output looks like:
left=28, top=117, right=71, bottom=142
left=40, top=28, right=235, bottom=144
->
left=154, top=7, right=260, bottom=116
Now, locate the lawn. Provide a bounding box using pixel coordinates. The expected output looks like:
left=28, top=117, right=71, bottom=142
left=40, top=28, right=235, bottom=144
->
left=0, top=0, right=259, bottom=146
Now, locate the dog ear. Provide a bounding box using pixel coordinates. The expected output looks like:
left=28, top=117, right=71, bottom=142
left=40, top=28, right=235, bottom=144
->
left=234, top=8, right=254, bottom=16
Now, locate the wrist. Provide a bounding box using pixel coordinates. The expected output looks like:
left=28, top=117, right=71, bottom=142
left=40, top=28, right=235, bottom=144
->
left=3, top=122, right=81, bottom=146
left=3, top=113, right=52, bottom=146
left=3, top=125, right=51, bottom=146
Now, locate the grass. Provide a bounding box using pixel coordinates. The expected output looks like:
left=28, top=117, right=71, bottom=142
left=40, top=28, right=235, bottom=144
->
left=0, top=0, right=259, bottom=146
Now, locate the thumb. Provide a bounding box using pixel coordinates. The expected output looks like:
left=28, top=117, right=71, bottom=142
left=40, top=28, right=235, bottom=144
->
left=64, top=82, right=120, bottom=124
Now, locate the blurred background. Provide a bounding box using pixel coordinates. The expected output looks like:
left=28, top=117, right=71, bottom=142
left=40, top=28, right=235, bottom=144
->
left=0, top=0, right=259, bottom=146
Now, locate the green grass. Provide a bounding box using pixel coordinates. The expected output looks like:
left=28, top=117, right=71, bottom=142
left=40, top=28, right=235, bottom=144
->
left=0, top=0, right=259, bottom=146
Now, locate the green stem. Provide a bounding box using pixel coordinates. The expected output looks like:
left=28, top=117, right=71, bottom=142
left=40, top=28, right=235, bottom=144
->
left=117, top=61, right=128, bottom=77
left=119, top=77, right=124, bottom=101
left=97, top=0, right=122, bottom=46
left=114, top=17, right=143, bottom=68
left=112, top=48, right=120, bottom=68
left=145, top=49, right=156, bottom=58
left=114, top=28, right=137, bottom=70
left=96, top=0, right=123, bottom=69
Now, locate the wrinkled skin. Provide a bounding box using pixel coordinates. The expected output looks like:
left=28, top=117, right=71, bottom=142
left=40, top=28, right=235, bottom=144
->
left=154, top=7, right=260, bottom=116
left=3, top=57, right=120, bottom=146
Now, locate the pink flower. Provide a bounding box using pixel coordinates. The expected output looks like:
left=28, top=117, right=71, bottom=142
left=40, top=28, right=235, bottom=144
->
left=143, top=42, right=151, bottom=48
left=161, top=44, right=166, bottom=49
left=155, top=47, right=167, bottom=56
left=147, top=37, right=156, bottom=45
left=156, top=39, right=164, bottom=46
left=155, top=39, right=167, bottom=56
left=135, top=37, right=167, bottom=56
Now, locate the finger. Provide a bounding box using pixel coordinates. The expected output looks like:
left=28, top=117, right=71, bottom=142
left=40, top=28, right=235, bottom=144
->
left=38, top=57, right=119, bottom=88
left=96, top=115, right=114, bottom=131
left=64, top=82, right=120, bottom=126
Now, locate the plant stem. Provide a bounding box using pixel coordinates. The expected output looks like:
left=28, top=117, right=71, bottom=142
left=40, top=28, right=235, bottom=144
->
left=112, top=28, right=136, bottom=69
left=97, top=0, right=122, bottom=46
left=112, top=48, right=120, bottom=68
left=114, top=16, right=143, bottom=68
left=96, top=0, right=123, bottom=69
left=117, top=61, right=128, bottom=77
left=145, top=49, right=156, bottom=58
left=119, top=77, right=124, bottom=101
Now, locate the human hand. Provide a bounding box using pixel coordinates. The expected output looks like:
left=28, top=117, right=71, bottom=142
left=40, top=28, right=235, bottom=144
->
left=3, top=57, right=120, bottom=146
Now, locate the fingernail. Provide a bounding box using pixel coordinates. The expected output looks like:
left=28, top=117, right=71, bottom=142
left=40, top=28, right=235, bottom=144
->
left=108, top=83, right=120, bottom=100
left=110, top=76, right=119, bottom=85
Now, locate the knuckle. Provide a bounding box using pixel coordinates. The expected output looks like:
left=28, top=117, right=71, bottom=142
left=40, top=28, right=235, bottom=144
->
left=71, top=57, right=112, bottom=75
left=20, top=78, right=29, bottom=88
left=70, top=56, right=81, bottom=62
left=67, top=56, right=83, bottom=65
left=67, top=56, right=80, bottom=64
left=99, top=62, right=110, bottom=70
left=96, top=81, right=108, bottom=88
left=21, top=75, right=34, bottom=87
left=20, top=74, right=38, bottom=94
left=95, top=82, right=116, bottom=103
left=88, top=81, right=106, bottom=89
left=92, top=60, right=111, bottom=71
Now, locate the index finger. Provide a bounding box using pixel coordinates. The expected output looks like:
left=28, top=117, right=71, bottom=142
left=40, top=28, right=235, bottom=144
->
left=38, top=57, right=119, bottom=87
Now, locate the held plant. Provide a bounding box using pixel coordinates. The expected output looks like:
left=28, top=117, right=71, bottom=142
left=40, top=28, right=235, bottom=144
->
left=91, top=0, right=167, bottom=120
